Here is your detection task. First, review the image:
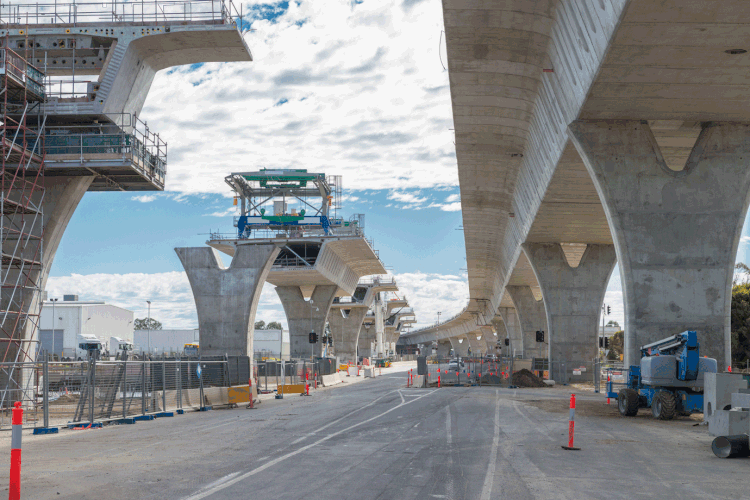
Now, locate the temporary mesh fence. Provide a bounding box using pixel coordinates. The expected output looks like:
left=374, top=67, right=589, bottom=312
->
left=0, top=355, right=251, bottom=430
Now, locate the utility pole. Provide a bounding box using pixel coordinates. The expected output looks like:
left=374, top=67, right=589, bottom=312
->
left=436, top=311, right=441, bottom=358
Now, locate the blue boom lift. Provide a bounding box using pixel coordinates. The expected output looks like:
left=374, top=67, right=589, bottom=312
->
left=608, top=331, right=717, bottom=420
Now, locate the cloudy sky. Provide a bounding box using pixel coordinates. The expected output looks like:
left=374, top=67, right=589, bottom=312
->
left=45, top=0, right=750, bottom=339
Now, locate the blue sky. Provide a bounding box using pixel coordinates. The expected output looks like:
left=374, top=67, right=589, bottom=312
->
left=45, top=0, right=750, bottom=334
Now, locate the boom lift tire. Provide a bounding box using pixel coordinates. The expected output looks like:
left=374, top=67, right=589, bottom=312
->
left=652, top=391, right=676, bottom=420
left=618, top=388, right=639, bottom=417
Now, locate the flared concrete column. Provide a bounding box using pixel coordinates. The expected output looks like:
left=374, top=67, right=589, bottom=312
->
left=436, top=340, right=451, bottom=359
left=449, top=336, right=469, bottom=357
left=569, top=121, right=750, bottom=368
left=328, top=307, right=369, bottom=363
left=276, top=285, right=337, bottom=359
left=465, top=332, right=485, bottom=357
left=523, top=243, right=616, bottom=380
left=507, top=286, right=549, bottom=359
left=358, top=324, right=376, bottom=358
left=497, top=308, right=523, bottom=357
left=176, top=245, right=279, bottom=357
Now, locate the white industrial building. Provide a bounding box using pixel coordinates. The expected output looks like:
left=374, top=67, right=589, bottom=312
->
left=254, top=329, right=289, bottom=360
left=39, top=295, right=134, bottom=359
left=134, top=329, right=199, bottom=355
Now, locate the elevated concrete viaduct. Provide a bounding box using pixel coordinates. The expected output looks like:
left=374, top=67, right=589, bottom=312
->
left=206, top=237, right=386, bottom=359
left=329, top=277, right=398, bottom=363
left=404, top=0, right=750, bottom=374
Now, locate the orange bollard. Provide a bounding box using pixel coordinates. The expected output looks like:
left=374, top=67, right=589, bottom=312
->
left=438, top=375, right=441, bottom=388
left=562, top=394, right=580, bottom=451
left=606, top=373, right=611, bottom=405
left=306, top=383, right=310, bottom=396
left=247, top=378, right=255, bottom=409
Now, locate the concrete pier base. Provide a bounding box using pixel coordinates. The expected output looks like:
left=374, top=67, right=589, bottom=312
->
left=436, top=340, right=451, bottom=359
left=523, top=243, right=616, bottom=381
left=276, top=285, right=337, bottom=359
left=329, top=306, right=369, bottom=363
left=569, top=121, right=750, bottom=368
left=176, top=245, right=280, bottom=356
left=507, top=286, right=549, bottom=359
left=449, top=336, right=469, bottom=357
left=497, top=308, right=523, bottom=357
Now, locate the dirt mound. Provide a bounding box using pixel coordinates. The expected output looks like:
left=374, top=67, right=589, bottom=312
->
left=511, top=369, right=547, bottom=388
left=481, top=374, right=504, bottom=385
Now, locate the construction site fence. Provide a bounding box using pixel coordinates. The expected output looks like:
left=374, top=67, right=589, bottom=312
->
left=253, top=357, right=339, bottom=393
left=0, top=356, right=251, bottom=431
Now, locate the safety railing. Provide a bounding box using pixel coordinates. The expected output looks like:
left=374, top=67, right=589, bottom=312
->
left=45, top=112, right=167, bottom=183
left=0, top=48, right=45, bottom=100
left=0, top=0, right=244, bottom=27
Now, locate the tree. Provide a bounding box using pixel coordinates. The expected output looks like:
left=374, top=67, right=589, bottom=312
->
left=608, top=330, right=624, bottom=360
left=254, top=320, right=265, bottom=330
left=606, top=320, right=620, bottom=327
left=732, top=282, right=750, bottom=366
left=266, top=321, right=282, bottom=330
left=734, top=262, right=750, bottom=287
left=134, top=318, right=162, bottom=330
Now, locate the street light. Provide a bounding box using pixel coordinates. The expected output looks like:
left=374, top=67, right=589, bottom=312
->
left=49, top=298, right=58, bottom=359
left=309, top=299, right=319, bottom=362
left=146, top=300, right=152, bottom=357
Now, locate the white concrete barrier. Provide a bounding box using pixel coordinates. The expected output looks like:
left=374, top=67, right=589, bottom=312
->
left=321, top=374, right=342, bottom=387
left=348, top=366, right=358, bottom=377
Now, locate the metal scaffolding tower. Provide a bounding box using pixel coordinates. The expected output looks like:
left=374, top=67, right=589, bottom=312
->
left=0, top=42, right=47, bottom=405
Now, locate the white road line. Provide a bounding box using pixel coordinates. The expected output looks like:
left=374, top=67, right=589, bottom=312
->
left=185, top=390, right=437, bottom=500
left=445, top=405, right=452, bottom=446
left=480, top=389, right=501, bottom=500
left=289, top=389, right=398, bottom=444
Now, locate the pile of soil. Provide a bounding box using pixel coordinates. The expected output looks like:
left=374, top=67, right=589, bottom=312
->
left=481, top=374, right=504, bottom=385
left=511, top=369, right=547, bottom=388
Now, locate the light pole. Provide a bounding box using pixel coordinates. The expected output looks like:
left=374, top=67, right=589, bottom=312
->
left=435, top=311, right=441, bottom=359
left=146, top=300, right=152, bottom=357
left=49, top=298, right=58, bottom=359
left=309, top=299, right=319, bottom=362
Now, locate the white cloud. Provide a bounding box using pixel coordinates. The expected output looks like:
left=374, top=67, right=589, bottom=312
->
left=388, top=271, right=469, bottom=329
left=445, top=193, right=460, bottom=203
left=439, top=202, right=461, bottom=212
left=388, top=191, right=428, bottom=205
left=741, top=236, right=750, bottom=244
left=141, top=0, right=457, bottom=197
left=131, top=195, right=156, bottom=203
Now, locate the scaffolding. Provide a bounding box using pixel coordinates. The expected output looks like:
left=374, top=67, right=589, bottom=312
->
left=0, top=41, right=47, bottom=409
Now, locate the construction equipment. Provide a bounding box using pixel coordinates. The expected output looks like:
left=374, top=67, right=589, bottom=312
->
left=608, top=331, right=717, bottom=420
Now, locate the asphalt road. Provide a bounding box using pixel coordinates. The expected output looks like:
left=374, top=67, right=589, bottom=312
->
left=4, top=368, right=749, bottom=499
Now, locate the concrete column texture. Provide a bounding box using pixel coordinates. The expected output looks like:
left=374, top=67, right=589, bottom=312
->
left=507, top=286, right=549, bottom=359
left=176, top=245, right=279, bottom=357
left=276, top=285, right=337, bottom=359
left=497, top=308, right=523, bottom=357
left=523, top=243, right=616, bottom=380
left=465, top=332, right=485, bottom=357
left=449, top=336, right=469, bottom=357
left=569, top=121, right=750, bottom=368
left=436, top=340, right=451, bottom=359
left=358, top=324, right=376, bottom=358
left=328, top=307, right=369, bottom=363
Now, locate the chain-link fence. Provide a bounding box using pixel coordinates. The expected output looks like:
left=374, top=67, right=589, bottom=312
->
left=0, top=354, right=251, bottom=431
left=422, top=356, right=517, bottom=387
left=254, top=357, right=340, bottom=393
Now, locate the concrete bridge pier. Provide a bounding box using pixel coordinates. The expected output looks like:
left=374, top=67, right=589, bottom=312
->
left=449, top=336, right=469, bottom=358
left=465, top=332, right=485, bottom=357
left=523, top=243, right=616, bottom=381
left=176, top=245, right=280, bottom=357
left=276, top=285, right=338, bottom=359
left=507, top=286, right=549, bottom=360
left=497, top=308, right=523, bottom=357
left=436, top=340, right=451, bottom=359
left=328, top=306, right=369, bottom=363
left=357, top=323, right=376, bottom=359
left=569, top=121, right=750, bottom=368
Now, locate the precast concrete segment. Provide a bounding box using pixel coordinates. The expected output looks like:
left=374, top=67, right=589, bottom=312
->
left=569, top=121, right=750, bottom=368
left=176, top=245, right=279, bottom=357
left=523, top=243, right=616, bottom=380
left=328, top=307, right=369, bottom=363
left=449, top=336, right=469, bottom=358
left=277, top=285, right=337, bottom=359
left=507, top=285, right=549, bottom=359
left=436, top=340, right=451, bottom=358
